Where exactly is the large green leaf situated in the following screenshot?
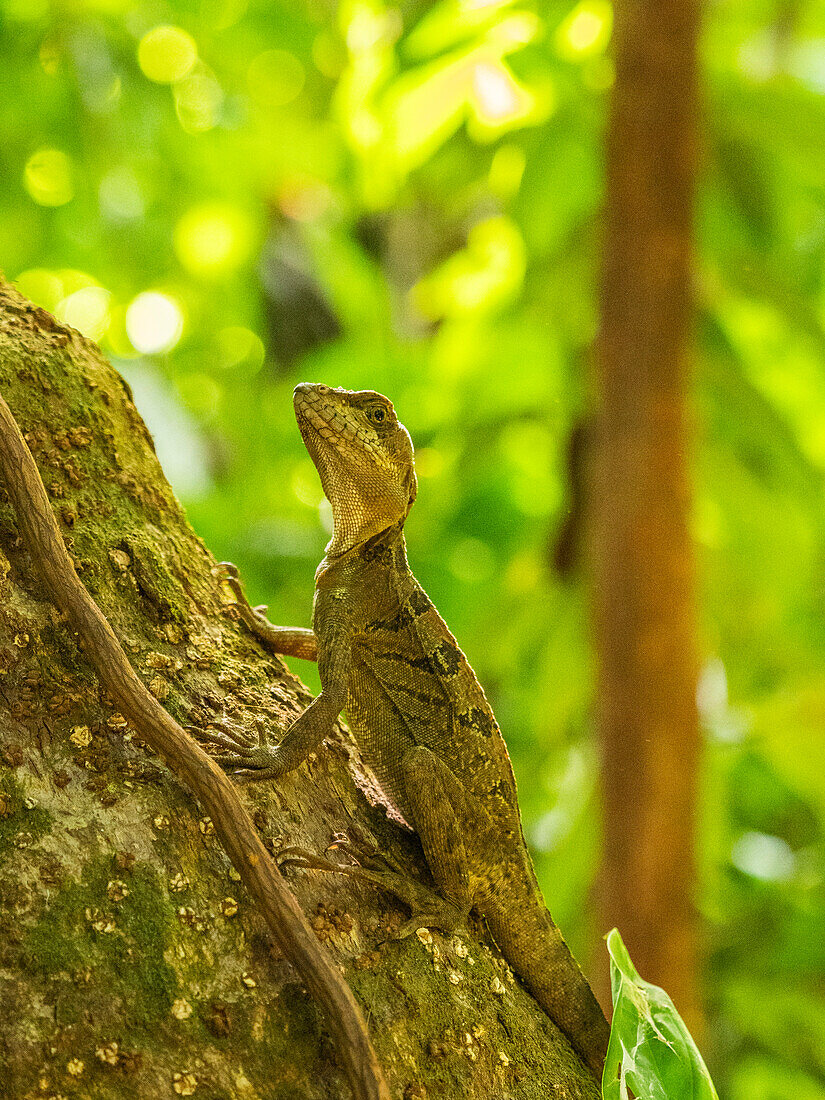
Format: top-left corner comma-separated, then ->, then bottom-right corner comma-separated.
603,930 -> 719,1100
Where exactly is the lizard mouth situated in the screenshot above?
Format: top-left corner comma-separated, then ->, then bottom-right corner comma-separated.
293,383 -> 362,455
292,384 -> 360,510
293,384 -> 329,458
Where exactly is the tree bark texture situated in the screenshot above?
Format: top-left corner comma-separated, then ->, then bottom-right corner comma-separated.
0,279 -> 599,1100
592,0 -> 701,1030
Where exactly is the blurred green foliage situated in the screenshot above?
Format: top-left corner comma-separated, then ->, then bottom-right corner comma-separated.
2,0 -> 825,1094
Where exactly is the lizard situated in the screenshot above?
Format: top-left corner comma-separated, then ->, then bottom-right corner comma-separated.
205,382 -> 610,1078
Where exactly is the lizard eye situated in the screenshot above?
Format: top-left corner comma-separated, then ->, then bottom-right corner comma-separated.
368,407 -> 386,424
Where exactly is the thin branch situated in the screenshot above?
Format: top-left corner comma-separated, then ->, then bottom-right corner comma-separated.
0,390 -> 390,1100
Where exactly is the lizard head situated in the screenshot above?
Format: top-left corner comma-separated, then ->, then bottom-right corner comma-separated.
293,383 -> 417,555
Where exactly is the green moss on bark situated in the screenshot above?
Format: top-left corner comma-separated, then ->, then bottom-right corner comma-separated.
0,774 -> 54,860
22,860 -> 178,1027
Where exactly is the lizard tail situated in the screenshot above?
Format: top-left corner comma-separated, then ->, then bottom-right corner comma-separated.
483,874 -> 610,1080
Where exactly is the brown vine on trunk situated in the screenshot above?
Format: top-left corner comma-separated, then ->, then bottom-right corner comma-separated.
0,278 -> 599,1099
591,0 -> 702,1032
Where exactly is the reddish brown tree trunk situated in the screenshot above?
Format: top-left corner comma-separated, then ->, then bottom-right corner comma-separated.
592,0 -> 701,1031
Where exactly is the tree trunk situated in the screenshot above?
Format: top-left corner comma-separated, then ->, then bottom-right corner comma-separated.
0,278 -> 598,1100
592,0 -> 701,1030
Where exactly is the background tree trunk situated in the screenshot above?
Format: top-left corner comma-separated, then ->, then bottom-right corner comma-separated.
0,279 -> 598,1100
592,0 -> 702,1031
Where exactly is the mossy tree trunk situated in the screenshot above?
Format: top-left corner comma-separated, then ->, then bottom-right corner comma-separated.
0,279 -> 598,1100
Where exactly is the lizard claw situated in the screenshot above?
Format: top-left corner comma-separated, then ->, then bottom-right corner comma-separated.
216,562 -> 270,630
185,717 -> 286,782
184,720 -> 256,751
232,766 -> 290,784
325,834 -> 405,875
217,743 -> 289,783
272,833 -> 468,934
392,904 -> 466,939
275,845 -> 349,873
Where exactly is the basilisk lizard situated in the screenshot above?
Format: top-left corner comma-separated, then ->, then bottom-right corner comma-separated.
207,383 -> 610,1077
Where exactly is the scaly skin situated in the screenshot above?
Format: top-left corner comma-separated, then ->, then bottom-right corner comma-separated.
213,383 -> 610,1078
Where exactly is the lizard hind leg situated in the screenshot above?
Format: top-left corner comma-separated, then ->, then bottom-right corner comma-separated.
400,748 -> 610,1078
277,842 -> 466,938
395,743 -> 477,932
275,745 -> 477,938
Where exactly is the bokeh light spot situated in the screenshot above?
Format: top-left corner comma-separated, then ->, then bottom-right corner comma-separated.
175,66 -> 223,133
138,25 -> 198,84
24,148 -> 74,207
39,40 -> 61,75
99,167 -> 144,221
489,144 -> 526,197
472,62 -> 521,122
126,292 -> 184,354
731,832 -> 796,882
247,49 -> 305,108
555,1 -> 612,58
58,269 -> 99,296
174,203 -> 254,276
14,269 -> 65,312
216,327 -> 265,374
413,216 -> 526,318
57,286 -> 111,341
467,56 -> 543,138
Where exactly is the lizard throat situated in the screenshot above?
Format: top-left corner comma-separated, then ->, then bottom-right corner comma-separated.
325,515 -> 407,563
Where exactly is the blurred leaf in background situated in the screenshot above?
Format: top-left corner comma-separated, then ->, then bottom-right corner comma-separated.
3,0 -> 825,1095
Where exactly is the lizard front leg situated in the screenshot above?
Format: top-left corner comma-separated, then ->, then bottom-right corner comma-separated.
211,623 -> 350,782
217,561 -> 318,661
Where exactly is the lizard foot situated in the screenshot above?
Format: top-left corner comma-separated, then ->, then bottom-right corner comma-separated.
324,832 -> 406,876
187,718 -> 256,751
278,833 -> 403,876
186,719 -> 289,783
215,561 -> 270,630
276,843 -> 468,937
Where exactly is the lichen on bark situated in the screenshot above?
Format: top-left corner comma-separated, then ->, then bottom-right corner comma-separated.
0,278 -> 598,1100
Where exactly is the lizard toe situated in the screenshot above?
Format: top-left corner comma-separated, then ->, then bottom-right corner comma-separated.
393,900 -> 468,939
200,732 -> 255,751
233,765 -> 290,783
276,846 -> 348,873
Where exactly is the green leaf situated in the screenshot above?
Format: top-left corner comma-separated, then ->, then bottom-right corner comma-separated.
603,929 -> 719,1100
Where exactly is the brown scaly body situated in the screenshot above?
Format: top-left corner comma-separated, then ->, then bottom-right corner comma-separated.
212,383 -> 610,1078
